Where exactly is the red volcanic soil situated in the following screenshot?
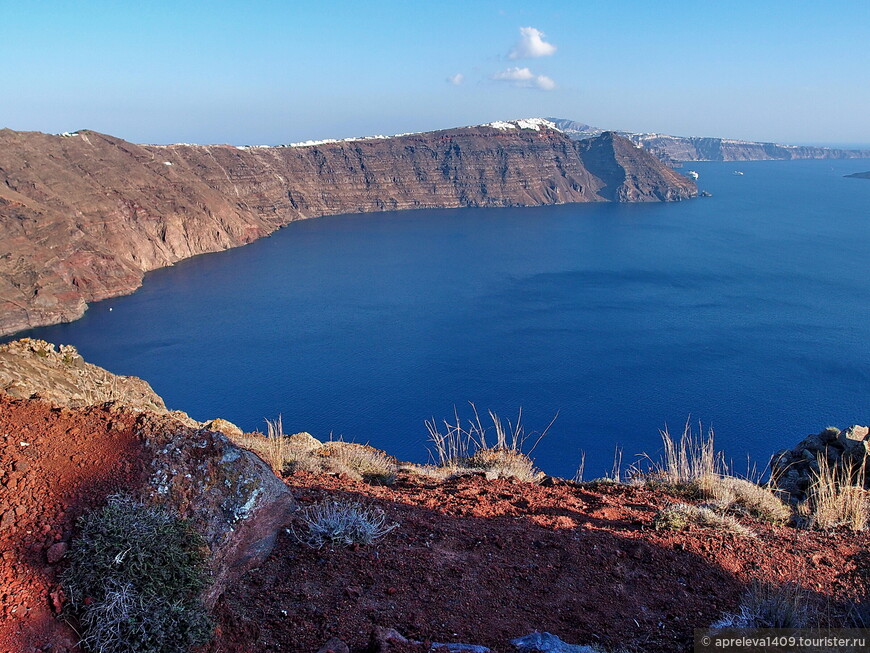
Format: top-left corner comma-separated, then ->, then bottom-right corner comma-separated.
1,393 -> 868,653
207,472 -> 869,653
0,395 -> 147,653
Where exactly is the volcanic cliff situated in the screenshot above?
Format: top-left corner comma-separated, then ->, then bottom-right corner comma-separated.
551,118 -> 870,162
0,120 -> 695,336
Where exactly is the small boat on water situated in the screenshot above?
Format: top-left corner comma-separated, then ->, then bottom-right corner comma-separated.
686,170 -> 699,180
733,170 -> 744,176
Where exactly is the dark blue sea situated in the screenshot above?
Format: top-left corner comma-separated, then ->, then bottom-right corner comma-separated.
13,159 -> 870,478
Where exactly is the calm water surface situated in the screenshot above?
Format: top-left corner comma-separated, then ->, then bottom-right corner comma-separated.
14,159 -> 870,477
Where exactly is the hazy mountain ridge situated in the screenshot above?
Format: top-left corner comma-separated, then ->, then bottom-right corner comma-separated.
549,118 -> 870,162
0,122 -> 695,336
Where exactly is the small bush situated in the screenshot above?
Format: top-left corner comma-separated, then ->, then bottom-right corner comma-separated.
294,497 -> 398,549
703,476 -> 792,525
315,441 -> 399,485
653,503 -> 755,538
465,447 -> 544,483
639,421 -> 791,524
809,455 -> 868,531
79,580 -> 212,653
61,495 -> 211,653
714,581 -> 811,629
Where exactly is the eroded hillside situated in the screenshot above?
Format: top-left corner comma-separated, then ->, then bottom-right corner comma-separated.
0,122 -> 696,336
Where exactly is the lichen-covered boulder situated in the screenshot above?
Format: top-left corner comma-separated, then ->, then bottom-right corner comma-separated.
135,413 -> 296,606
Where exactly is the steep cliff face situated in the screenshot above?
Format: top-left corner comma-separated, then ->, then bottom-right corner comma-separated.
550,118 -> 870,162
627,133 -> 870,162
0,122 -> 696,336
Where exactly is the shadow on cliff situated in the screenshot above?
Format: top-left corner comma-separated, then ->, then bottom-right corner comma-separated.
576,132 -> 627,202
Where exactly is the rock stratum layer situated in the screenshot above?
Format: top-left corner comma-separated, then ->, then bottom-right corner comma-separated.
0,123 -> 695,336
551,118 -> 870,162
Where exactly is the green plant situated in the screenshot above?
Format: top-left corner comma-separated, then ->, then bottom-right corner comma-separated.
61,495 -> 212,653
293,497 -> 398,549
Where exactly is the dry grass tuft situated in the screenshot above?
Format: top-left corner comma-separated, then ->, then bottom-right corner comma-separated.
714,581 -> 811,629
425,404 -> 551,483
702,476 -> 792,525
653,503 -> 755,538
808,455 -> 869,531
639,421 -> 791,525
639,421 -> 724,488
230,417 -> 291,474
313,441 -> 399,485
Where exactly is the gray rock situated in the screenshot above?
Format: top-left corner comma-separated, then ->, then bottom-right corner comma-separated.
512,632 -> 603,653
431,644 -> 491,653
316,637 -> 349,653
135,412 -> 296,608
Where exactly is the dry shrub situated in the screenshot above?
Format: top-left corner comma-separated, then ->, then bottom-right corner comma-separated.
314,441 -> 398,485
653,503 -> 755,538
425,405 -> 551,483
466,448 -> 544,483
809,455 -> 869,531
702,476 -> 792,525
714,581 -> 811,629
293,497 -> 398,549
639,421 -> 791,524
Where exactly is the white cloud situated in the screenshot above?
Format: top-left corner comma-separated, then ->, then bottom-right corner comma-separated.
534,74 -> 556,91
509,27 -> 556,59
493,66 -> 535,82
446,73 -> 464,86
492,66 -> 556,91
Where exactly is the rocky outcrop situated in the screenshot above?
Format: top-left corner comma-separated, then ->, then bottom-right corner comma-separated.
846,171 -> 870,179
550,117 -> 870,162
0,390 -> 295,648
135,412 -> 296,607
772,425 -> 870,501
0,122 -> 696,336
0,338 -> 166,412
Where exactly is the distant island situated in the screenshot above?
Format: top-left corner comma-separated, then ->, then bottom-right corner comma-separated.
550,117 -> 870,162
845,171 -> 870,179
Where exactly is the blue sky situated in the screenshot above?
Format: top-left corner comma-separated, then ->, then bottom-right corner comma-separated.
2,1 -> 868,145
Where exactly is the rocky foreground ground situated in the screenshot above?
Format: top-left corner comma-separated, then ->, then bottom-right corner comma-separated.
1,340 -> 868,653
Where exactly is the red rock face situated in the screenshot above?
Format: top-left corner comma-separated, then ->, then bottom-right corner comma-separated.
0,125 -> 696,336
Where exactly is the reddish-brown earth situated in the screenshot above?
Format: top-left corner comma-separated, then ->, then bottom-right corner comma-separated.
0,395 -> 147,652
2,391 -> 868,653
205,473 -> 869,653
